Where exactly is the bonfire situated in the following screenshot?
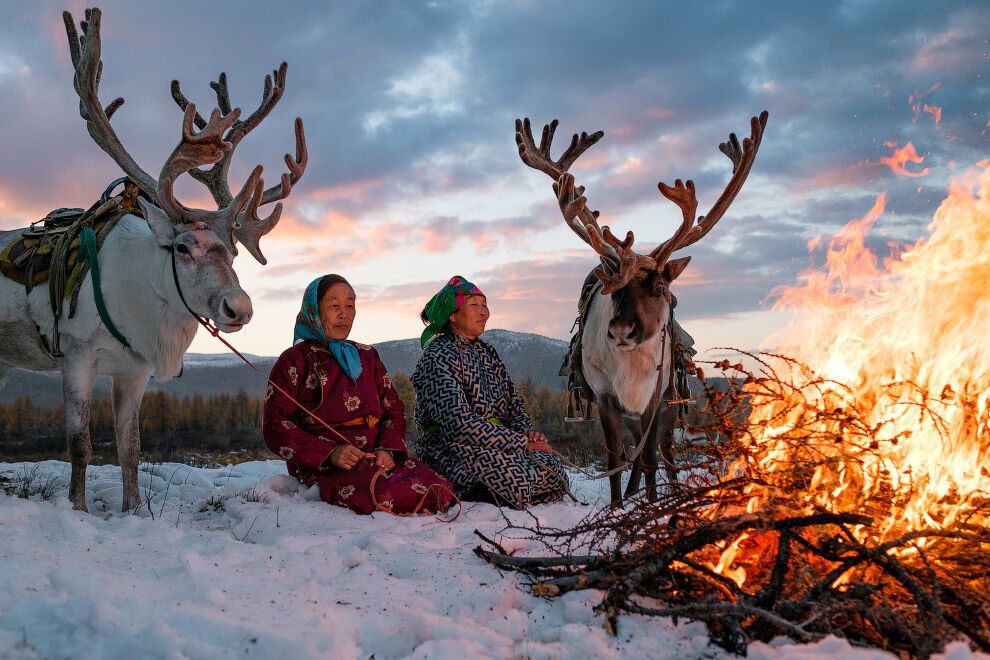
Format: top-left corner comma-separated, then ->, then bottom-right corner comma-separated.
477,163 -> 990,657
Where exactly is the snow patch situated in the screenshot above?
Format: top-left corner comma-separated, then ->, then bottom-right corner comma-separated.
0,460 -> 967,659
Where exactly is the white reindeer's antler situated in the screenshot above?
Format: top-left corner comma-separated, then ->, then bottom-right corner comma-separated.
64,8 -> 305,264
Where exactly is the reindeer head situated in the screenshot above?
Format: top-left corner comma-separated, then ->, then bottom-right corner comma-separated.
63,8 -> 307,329
142,204 -> 252,331
515,112 -> 767,351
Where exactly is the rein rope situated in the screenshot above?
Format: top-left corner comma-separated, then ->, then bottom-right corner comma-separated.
170,251 -> 460,520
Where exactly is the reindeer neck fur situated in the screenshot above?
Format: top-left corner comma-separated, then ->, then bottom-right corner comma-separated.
98,215 -> 199,378
581,293 -> 671,416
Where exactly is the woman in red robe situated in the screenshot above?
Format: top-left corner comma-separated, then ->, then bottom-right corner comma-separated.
263,274 -> 455,515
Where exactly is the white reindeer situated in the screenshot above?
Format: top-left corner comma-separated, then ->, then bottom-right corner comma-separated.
0,8 -> 307,512
515,112 -> 767,504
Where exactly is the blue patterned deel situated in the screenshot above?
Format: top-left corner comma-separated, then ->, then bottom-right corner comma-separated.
411,332 -> 568,508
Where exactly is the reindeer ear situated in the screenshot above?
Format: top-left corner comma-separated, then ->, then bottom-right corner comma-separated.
663,256 -> 691,282
139,198 -> 178,246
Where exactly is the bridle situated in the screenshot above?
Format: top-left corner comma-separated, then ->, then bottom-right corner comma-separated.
169,246 -> 211,331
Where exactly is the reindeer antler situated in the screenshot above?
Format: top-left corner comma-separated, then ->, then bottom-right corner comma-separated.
515,118 -> 641,290
155,104 -> 267,256
650,111 -> 768,266
171,64 -> 308,263
519,117 -> 691,293
64,8 -> 303,265
516,112 -> 768,293
63,9 -> 158,200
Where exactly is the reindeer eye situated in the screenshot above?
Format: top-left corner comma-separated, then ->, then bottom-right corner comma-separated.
655,282 -> 666,296
175,244 -> 190,255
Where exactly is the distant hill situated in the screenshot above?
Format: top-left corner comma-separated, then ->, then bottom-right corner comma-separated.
0,329 -> 569,407
375,329 -> 567,390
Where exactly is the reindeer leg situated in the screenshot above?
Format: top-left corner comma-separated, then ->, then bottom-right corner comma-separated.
656,403 -> 679,495
598,397 -> 625,506
622,416 -> 644,499
112,371 -> 150,512
62,362 -> 97,512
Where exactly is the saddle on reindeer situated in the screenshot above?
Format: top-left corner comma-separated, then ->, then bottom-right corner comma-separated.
0,177 -> 147,356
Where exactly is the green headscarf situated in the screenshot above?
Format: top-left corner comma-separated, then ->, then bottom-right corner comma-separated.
420,275 -> 485,348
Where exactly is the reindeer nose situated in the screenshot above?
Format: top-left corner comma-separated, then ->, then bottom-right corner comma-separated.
608,321 -> 638,345
219,291 -> 253,325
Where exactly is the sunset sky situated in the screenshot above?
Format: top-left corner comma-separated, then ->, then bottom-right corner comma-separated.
1,1 -> 987,358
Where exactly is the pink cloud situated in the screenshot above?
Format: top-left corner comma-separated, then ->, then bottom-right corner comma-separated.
302,177 -> 389,206
644,106 -> 675,120
793,160 -> 877,192
912,28 -> 978,71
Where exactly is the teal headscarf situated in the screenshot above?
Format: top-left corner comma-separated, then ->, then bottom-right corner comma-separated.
420,275 -> 485,348
293,276 -> 363,380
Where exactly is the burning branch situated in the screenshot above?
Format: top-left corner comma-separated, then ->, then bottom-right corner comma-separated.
476,352 -> 990,657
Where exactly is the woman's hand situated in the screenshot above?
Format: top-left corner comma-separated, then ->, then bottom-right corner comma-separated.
526,431 -> 553,453
374,450 -> 395,472
329,444 -> 366,470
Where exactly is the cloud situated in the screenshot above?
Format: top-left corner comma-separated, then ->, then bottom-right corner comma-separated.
2,0 -> 987,356
363,50 -> 469,134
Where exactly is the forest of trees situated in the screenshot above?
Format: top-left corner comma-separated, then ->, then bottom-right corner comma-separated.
0,374 -> 604,466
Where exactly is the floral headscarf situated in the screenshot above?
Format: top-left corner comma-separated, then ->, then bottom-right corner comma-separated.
293,276 -> 362,380
420,275 -> 485,348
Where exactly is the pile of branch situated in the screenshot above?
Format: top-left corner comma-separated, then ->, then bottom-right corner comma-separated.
475,353 -> 990,657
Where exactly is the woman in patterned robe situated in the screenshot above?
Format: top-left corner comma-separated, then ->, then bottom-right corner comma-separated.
411,276 -> 569,509
263,274 -> 455,515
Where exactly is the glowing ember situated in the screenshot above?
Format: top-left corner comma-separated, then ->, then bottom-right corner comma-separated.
879,142 -> 930,177
910,83 -> 943,126
735,163 -> 990,546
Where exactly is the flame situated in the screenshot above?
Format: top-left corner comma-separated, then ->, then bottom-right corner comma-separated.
707,162 -> 990,588
713,533 -> 749,586
880,142 -> 930,177
740,163 -> 990,545
910,84 -> 942,126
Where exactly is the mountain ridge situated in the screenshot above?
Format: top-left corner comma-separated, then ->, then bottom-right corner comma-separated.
0,328 -> 570,407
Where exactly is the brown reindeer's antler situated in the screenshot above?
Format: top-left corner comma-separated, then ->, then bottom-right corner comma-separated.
516,112 -> 768,293
552,172 -> 658,293
64,8 -> 304,264
515,118 -> 640,292
649,111 -> 768,266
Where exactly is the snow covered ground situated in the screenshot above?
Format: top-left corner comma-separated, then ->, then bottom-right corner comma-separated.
0,460 -> 981,660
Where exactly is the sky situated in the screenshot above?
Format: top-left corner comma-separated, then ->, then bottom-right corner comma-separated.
1,1 -> 988,358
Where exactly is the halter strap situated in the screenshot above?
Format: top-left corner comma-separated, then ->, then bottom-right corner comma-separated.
80,225 -> 129,347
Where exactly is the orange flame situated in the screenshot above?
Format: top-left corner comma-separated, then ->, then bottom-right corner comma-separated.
708,163 -> 990,587
748,162 -> 990,541
880,142 -> 930,177
910,83 -> 942,126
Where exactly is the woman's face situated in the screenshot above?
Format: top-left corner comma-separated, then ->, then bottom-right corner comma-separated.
448,295 -> 489,340
318,283 -> 356,340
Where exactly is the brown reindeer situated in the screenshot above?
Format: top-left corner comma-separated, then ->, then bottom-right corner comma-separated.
515,111 -> 767,504
0,8 -> 306,512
